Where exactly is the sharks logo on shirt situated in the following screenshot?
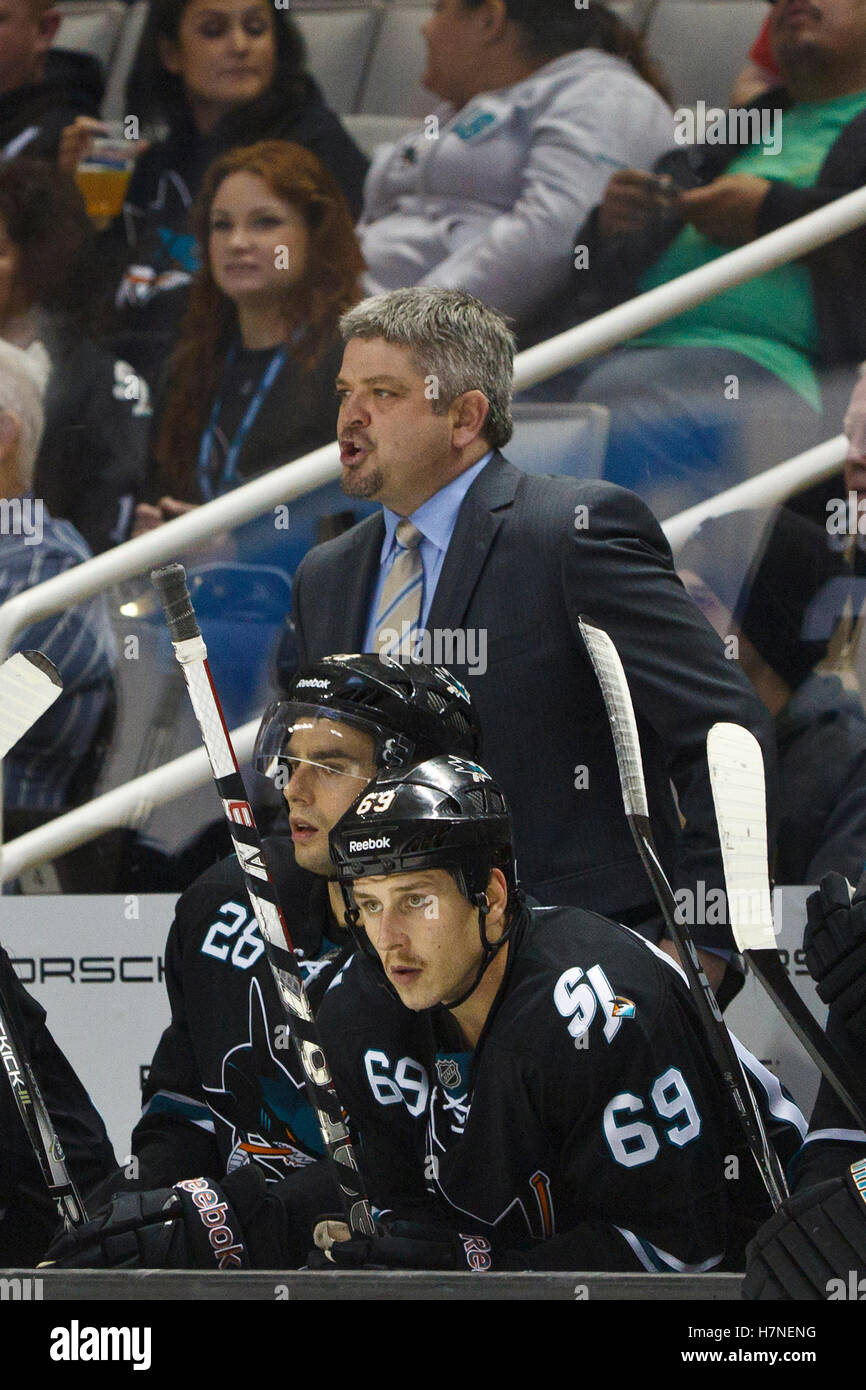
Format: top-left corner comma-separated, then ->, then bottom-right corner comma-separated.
204,977 -> 324,1179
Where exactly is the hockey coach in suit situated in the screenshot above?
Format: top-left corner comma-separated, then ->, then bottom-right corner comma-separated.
288,286 -> 777,992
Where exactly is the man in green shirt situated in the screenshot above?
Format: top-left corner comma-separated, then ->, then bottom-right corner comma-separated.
532,0 -> 866,516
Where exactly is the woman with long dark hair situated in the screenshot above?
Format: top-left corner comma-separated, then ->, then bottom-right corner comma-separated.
133,138 -> 363,533
62,0 -> 367,383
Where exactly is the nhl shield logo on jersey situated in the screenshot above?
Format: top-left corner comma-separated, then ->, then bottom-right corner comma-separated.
436,1056 -> 463,1090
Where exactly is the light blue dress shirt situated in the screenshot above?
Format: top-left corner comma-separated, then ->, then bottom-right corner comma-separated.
363,451 -> 494,651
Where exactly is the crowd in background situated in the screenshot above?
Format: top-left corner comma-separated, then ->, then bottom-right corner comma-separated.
2,0 -> 866,883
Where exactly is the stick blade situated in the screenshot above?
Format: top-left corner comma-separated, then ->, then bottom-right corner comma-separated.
578,617 -> 649,818
707,722 -> 776,952
0,651 -> 63,758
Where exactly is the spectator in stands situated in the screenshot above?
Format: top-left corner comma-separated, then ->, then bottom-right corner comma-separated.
358,0 -> 674,332
0,339 -> 116,828
0,0 -> 102,160
132,140 -> 363,537
0,158 -> 150,553
60,0 -> 368,387
530,0 -> 866,514
677,506 -> 866,887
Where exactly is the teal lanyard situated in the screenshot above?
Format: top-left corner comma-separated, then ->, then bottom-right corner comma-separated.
198,342 -> 288,501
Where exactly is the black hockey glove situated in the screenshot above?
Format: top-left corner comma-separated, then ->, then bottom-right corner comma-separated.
742,1156 -> 866,1300
43,1166 -> 281,1270
308,1215 -> 496,1271
804,871 -> 866,1040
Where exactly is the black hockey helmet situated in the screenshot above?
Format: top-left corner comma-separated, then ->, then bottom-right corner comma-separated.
330,755 -> 520,1005
253,655 -> 480,786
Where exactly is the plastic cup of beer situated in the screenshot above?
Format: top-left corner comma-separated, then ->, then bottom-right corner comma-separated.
75,122 -> 143,223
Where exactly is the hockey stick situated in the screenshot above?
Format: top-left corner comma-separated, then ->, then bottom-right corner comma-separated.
0,649 -> 63,757
578,617 -> 788,1209
708,722 -> 866,1134
152,563 -> 375,1236
0,650 -> 87,1229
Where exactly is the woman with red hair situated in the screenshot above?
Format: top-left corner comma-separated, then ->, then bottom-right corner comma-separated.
134,139 -> 364,533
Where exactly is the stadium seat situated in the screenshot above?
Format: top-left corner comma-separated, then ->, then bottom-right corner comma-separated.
611,1 -> 640,25
507,402 -> 610,480
294,3 -> 384,117
54,1 -> 127,70
642,0 -> 768,109
358,3 -> 432,117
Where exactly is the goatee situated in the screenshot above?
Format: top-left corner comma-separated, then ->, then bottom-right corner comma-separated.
342,466 -> 384,500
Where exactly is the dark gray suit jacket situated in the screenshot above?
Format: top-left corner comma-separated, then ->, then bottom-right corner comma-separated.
291,453 -> 778,951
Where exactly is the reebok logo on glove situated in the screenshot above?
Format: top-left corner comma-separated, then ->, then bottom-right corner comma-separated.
174,1177 -> 246,1270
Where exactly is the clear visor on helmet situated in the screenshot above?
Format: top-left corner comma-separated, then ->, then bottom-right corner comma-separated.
254,700 -> 390,788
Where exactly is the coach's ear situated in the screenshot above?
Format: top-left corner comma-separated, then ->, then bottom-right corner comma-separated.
449,390 -> 490,451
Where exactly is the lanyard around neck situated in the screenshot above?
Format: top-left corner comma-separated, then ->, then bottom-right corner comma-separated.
197,341 -> 288,501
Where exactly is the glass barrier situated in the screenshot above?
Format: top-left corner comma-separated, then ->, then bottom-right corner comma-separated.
3,370 -> 863,898
673,394 -> 866,892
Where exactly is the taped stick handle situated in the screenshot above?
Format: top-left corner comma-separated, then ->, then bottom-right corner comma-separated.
152,564 -> 201,643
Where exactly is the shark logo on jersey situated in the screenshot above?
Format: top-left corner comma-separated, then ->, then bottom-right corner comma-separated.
613,996 -> 636,1018
204,977 -> 324,1178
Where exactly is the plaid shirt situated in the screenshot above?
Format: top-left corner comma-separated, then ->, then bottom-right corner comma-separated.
1,509 -> 116,811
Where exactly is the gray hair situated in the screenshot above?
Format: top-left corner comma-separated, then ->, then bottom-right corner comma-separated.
0,339 -> 49,491
339,288 -> 515,449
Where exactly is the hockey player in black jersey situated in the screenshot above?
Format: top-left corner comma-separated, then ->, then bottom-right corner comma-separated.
0,945 -> 116,1265
307,755 -> 806,1273
44,657 -> 480,1269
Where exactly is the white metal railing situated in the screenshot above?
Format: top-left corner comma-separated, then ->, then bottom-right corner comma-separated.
3,183 -> 865,878
1,721 -> 261,883
514,184 -> 866,390
664,434 -> 848,550
0,441 -> 342,659
1,437 -> 849,884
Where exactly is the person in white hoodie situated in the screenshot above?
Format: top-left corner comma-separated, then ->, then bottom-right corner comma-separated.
359,0 -> 674,329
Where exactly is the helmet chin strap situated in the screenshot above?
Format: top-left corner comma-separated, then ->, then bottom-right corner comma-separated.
441,893 -> 508,1010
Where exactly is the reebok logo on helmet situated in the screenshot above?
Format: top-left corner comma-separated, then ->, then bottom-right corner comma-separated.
349,836 -> 392,852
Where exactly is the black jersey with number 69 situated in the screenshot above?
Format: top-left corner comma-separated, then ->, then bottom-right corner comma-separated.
317,903 -> 806,1271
